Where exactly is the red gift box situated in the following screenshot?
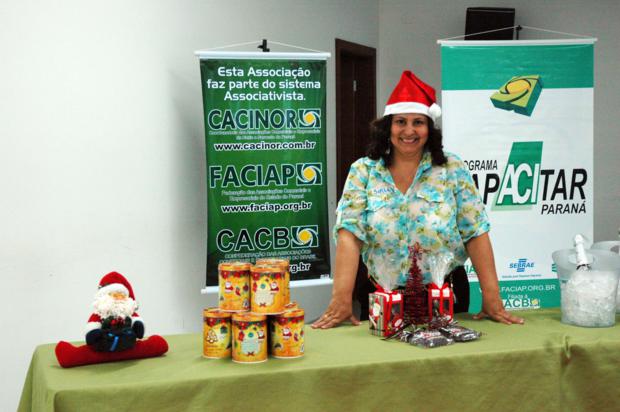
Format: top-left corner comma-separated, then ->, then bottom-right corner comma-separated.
369,288 -> 404,337
428,282 -> 454,321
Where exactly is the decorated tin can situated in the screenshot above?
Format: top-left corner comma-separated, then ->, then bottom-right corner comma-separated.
218,261 -> 251,312
232,312 -> 268,363
203,308 -> 232,359
256,258 -> 290,305
270,309 -> 305,358
251,264 -> 286,314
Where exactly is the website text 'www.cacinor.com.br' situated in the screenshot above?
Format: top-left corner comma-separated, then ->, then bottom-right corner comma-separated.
213,140 -> 316,151
221,201 -> 312,214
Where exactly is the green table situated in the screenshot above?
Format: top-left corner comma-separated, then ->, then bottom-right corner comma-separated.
19,309 -> 620,411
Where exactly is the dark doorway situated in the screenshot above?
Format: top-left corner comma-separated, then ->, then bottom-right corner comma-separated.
335,39 -> 376,320
335,39 -> 377,200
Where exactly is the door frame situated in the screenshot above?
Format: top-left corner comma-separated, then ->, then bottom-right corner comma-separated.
335,39 -> 377,199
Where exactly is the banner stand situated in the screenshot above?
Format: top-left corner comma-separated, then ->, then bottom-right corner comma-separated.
196,47 -> 332,292
438,34 -> 596,312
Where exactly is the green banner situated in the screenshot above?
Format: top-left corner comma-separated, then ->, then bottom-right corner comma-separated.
199,56 -> 330,285
442,44 -> 594,90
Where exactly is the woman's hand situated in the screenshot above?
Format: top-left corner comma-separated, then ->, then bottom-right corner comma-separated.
465,232 -> 524,325
473,293 -> 524,324
311,296 -> 360,329
312,229 -> 363,329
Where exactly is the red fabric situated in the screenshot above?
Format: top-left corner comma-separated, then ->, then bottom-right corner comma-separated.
55,335 -> 168,368
87,313 -> 101,323
386,70 -> 437,107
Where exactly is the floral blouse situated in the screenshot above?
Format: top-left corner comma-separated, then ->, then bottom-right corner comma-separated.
334,150 -> 490,288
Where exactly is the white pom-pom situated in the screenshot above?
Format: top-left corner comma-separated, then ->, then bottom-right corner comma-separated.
428,103 -> 442,121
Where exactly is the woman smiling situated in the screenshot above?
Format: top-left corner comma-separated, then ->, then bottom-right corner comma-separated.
312,71 -> 523,329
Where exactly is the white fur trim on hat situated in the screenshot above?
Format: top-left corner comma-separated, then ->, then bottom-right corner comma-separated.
383,101 -> 441,122
97,283 -> 130,297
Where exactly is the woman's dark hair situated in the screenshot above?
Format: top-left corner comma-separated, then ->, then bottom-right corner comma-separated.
366,114 -> 447,167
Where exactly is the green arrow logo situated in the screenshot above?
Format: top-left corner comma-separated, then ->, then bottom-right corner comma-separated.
495,141 -> 543,209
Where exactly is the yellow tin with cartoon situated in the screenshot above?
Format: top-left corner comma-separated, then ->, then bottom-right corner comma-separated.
270,309 -> 305,358
256,258 -> 290,305
203,308 -> 232,359
250,265 -> 286,314
232,312 -> 267,363
218,261 -> 251,312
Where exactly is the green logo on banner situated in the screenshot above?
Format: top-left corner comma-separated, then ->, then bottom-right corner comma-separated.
490,75 -> 543,116
495,141 -> 543,208
296,163 -> 322,185
207,108 -> 322,130
299,109 -> 321,128
291,225 -> 319,248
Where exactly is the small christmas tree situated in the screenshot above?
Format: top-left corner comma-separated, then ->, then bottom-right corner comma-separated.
404,244 -> 428,326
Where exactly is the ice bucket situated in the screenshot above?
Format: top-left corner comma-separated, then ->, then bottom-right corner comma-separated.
592,241 -> 620,312
552,248 -> 620,327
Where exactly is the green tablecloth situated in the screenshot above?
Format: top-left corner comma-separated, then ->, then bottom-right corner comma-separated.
18,309 -> 620,411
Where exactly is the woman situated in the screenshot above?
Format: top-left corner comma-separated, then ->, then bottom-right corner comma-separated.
312,70 -> 523,329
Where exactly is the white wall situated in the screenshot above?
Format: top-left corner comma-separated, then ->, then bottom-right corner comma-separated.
0,1 -> 378,410
379,0 -> 620,241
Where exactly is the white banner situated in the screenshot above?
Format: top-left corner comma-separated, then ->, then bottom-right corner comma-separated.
439,39 -> 595,311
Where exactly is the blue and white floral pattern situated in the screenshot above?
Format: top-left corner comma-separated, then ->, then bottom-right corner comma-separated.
334,151 -> 490,288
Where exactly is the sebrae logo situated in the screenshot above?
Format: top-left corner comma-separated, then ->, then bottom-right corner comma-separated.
509,258 -> 535,273
490,75 -> 543,116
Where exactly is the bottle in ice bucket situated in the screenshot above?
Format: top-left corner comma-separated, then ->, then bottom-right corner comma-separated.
555,234 -> 620,327
574,234 -> 591,271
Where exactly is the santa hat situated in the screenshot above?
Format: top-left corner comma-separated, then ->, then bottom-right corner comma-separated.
98,272 -> 135,300
383,70 -> 442,122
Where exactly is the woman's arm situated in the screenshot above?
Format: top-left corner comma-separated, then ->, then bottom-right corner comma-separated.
466,232 -> 524,324
311,229 -> 362,329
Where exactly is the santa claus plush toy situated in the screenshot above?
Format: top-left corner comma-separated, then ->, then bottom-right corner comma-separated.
54,272 -> 168,368
85,272 -> 145,352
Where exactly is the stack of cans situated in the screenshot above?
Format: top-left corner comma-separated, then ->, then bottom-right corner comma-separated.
202,258 -> 305,363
